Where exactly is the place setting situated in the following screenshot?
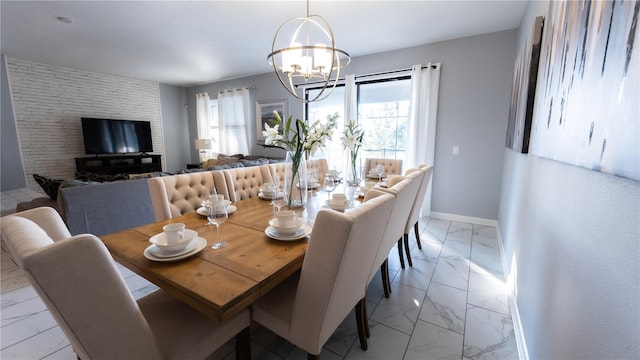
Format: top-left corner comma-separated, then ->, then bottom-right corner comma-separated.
296,169 -> 321,190
366,164 -> 387,181
197,194 -> 237,215
265,209 -> 311,241
258,181 -> 284,200
144,223 -> 207,262
324,192 -> 351,212
355,181 -> 376,198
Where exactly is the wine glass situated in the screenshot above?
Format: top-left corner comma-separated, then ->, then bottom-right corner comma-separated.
308,169 -> 318,190
208,197 -> 229,249
270,175 -> 284,216
323,175 -> 336,200
375,164 -> 385,183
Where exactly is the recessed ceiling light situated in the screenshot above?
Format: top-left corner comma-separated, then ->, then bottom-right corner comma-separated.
56,16 -> 73,24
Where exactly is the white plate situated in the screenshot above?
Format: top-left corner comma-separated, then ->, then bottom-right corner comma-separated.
265,224 -> 312,241
258,192 -> 284,200
144,237 -> 207,262
296,183 -> 320,190
196,205 -> 237,216
376,181 -> 389,188
200,199 -> 231,207
325,199 -> 351,211
149,229 -> 198,248
268,218 -> 304,235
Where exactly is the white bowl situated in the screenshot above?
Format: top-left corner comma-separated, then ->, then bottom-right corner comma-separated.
269,218 -> 304,236
149,229 -> 197,255
326,199 -> 350,211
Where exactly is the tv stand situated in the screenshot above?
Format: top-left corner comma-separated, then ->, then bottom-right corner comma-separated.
75,154 -> 162,175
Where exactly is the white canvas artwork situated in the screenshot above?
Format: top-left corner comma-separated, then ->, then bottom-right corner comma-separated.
530,0 -> 639,181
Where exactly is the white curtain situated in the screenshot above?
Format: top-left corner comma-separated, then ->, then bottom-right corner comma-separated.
344,74 -> 357,122
218,88 -> 250,155
407,63 -> 441,215
196,92 -> 211,161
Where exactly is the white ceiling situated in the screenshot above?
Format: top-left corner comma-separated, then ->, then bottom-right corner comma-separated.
1,1 -> 528,87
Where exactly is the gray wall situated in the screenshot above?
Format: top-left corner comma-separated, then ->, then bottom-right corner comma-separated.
1,55 -> 26,191
499,1 -> 640,358
159,84 -> 190,172
186,30 -> 517,220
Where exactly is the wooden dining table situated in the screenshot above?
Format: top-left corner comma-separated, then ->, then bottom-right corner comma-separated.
100,184 -> 360,322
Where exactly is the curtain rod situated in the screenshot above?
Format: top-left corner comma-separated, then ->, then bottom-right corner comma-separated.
218,85 -> 255,93
295,63 -> 441,88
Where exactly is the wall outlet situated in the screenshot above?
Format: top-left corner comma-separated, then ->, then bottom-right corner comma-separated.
453,146 -> 460,155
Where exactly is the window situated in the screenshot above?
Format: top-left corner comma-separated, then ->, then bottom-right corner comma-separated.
306,77 -> 412,174
358,79 -> 411,162
306,86 -> 345,171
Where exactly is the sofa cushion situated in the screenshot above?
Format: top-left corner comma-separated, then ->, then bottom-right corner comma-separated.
33,174 -> 63,200
75,172 -> 129,182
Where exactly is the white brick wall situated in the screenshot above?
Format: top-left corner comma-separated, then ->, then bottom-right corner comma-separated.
5,57 -> 165,192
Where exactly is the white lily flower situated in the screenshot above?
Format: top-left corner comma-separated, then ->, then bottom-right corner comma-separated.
263,123 -> 283,145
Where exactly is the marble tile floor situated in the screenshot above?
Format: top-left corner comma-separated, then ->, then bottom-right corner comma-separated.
0,217 -> 519,360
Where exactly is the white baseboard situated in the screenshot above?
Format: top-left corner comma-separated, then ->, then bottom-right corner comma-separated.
428,211 -> 498,227
496,225 -> 529,360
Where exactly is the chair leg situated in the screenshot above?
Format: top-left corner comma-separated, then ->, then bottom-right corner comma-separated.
414,222 -> 422,249
404,234 -> 413,267
363,299 -> 370,338
397,238 -> 405,269
381,260 -> 392,298
235,327 -> 251,360
355,299 -> 368,350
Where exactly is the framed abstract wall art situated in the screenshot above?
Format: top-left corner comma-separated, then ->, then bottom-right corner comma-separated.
256,99 -> 287,140
506,16 -> 544,153
529,0 -> 639,180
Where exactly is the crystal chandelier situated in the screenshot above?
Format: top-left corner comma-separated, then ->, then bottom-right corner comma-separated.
267,0 -> 350,103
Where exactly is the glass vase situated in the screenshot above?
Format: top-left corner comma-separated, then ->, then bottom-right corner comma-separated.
283,150 -> 308,208
346,151 -> 361,186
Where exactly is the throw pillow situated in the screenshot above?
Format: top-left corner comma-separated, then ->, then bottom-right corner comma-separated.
217,153 -> 244,164
33,174 -> 63,200
204,159 -> 220,168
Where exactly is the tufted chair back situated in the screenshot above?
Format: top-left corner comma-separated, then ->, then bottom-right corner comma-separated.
306,158 -> 329,183
269,162 -> 287,185
224,165 -> 273,202
148,171 -> 217,221
364,158 -> 403,176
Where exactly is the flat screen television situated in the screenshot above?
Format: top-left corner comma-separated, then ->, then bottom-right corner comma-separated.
81,118 -> 153,155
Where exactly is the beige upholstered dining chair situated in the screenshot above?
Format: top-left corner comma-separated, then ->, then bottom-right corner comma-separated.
1,207 -> 251,360
148,171 -> 228,221
251,192 -> 395,357
224,165 -> 273,202
404,165 -> 434,251
364,158 -> 403,176
365,174 -> 421,297
397,168 -> 427,267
